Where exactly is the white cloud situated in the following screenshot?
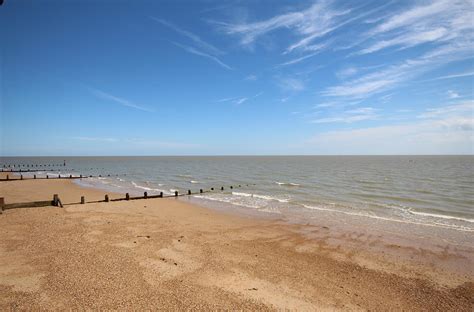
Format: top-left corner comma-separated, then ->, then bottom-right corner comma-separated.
306,101 -> 474,154
73,137 -> 119,142
278,77 -> 305,91
357,0 -> 473,55
172,42 -> 233,70
244,74 -> 258,81
430,70 -> 474,80
277,51 -> 321,66
151,17 -> 223,55
312,107 -> 378,123
323,38 -> 473,99
217,0 -> 351,53
89,88 -> 153,112
447,90 -> 460,99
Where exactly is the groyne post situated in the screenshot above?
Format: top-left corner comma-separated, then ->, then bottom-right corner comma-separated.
126,193 -> 130,200
53,194 -> 59,206
105,195 -> 109,202
80,196 -> 85,204
200,189 -> 203,193
175,191 -> 178,197
0,197 -> 4,214
188,190 -> 191,195
144,192 -> 148,199
159,192 -> 163,198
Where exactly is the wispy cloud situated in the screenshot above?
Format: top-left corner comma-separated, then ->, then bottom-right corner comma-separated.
172,42 -> 233,70
277,51 -> 321,67
244,74 -> 258,81
89,88 -> 153,112
73,136 -> 119,142
306,101 -> 474,154
217,92 -> 262,105
323,38 -> 473,99
430,70 -> 474,80
447,90 -> 460,99
150,17 -> 224,55
357,0 -> 473,55
216,0 -> 351,53
277,77 -> 305,91
311,107 -> 378,124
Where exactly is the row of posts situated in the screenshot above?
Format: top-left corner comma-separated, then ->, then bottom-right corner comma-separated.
79,184 -> 244,204
3,174 -> 117,180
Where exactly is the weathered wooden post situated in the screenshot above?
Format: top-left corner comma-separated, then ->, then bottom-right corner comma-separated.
34,174 -> 36,179
80,174 -> 82,178
6,175 -> 9,180
69,174 -> 72,178
99,175 -> 102,177
187,190 -> 191,195
175,191 -> 178,197
53,194 -> 59,206
0,197 -> 4,214
46,175 -> 49,179
230,186 -> 233,189
211,187 -> 214,191
221,186 -> 224,191
126,193 -> 130,200
81,196 -> 85,204
20,175 -> 23,180
58,174 -> 61,179
105,194 -> 109,202
200,189 -> 203,193
144,192 -> 148,199
159,192 -> 163,198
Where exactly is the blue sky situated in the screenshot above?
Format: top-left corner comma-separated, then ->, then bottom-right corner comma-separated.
1,0 -> 473,156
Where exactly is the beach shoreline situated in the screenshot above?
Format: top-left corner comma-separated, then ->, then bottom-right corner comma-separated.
0,173 -> 473,310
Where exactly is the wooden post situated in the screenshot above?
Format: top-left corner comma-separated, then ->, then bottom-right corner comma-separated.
69,174 -> 72,178
175,191 -> 178,197
144,192 -> 148,199
20,175 -> 23,180
221,186 -> 224,191
80,174 -> 82,178
6,175 -> 9,180
53,194 -> 59,206
211,187 -> 214,191
188,190 -> 191,195
46,175 -> 49,179
58,174 -> 61,179
105,194 -> 109,202
200,189 -> 203,193
230,186 -> 233,189
0,197 -> 4,214
159,192 -> 163,198
34,174 -> 36,179
126,193 -> 130,200
81,196 -> 85,204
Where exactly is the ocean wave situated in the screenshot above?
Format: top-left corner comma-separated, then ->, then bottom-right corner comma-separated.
232,192 -> 289,203
275,181 -> 300,187
189,180 -> 200,184
301,204 -> 474,232
131,181 -> 169,194
408,210 -> 474,223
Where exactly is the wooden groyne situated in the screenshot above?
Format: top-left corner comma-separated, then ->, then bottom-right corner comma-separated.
0,173 -> 126,182
0,183 -> 254,212
0,194 -> 63,214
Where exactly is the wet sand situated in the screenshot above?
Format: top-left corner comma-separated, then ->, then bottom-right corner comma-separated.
0,174 -> 473,310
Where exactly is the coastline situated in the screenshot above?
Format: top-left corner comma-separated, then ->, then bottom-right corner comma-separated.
1,173 -> 473,310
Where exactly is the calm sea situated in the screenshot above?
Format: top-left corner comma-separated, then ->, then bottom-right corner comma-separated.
2,156 -> 473,233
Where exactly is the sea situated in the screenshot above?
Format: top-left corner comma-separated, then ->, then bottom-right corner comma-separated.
2,156 -> 473,237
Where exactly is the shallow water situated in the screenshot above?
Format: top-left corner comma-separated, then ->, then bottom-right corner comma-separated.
2,156 -> 473,233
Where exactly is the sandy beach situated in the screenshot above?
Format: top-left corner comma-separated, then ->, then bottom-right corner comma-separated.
0,173 -> 473,310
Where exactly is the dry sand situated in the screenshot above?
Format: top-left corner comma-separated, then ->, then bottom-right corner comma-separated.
0,174 -> 473,310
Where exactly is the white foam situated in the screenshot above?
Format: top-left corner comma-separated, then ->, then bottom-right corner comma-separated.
231,192 -> 289,203
302,205 -> 474,232
275,181 -> 300,186
189,180 -> 200,184
409,210 -> 474,223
